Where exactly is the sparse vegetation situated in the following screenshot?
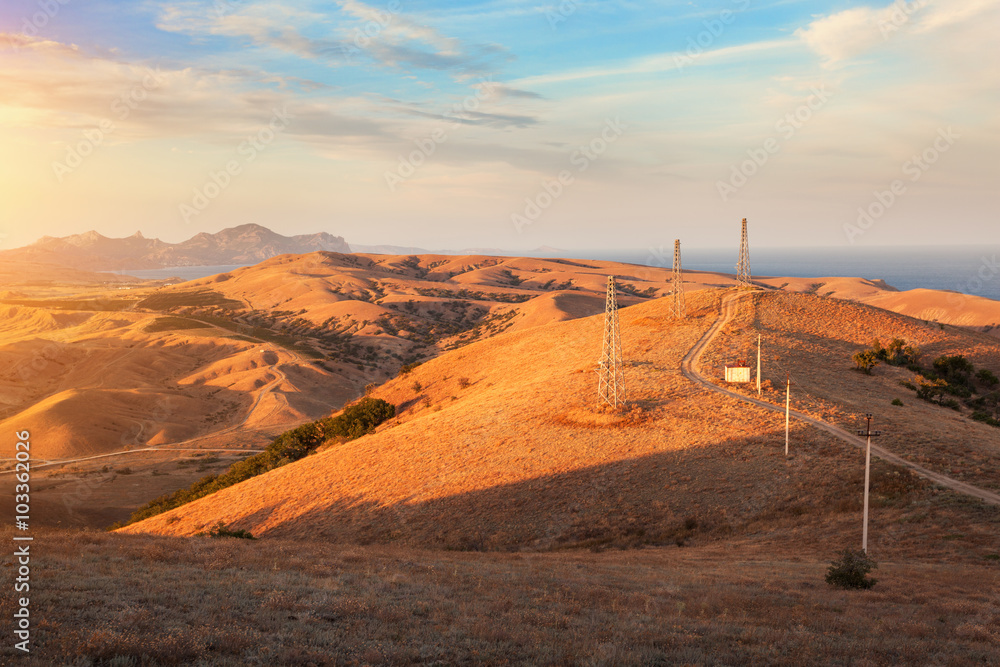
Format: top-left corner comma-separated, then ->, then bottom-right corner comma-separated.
137,289 -> 244,311
201,522 -> 256,540
852,349 -> 881,374
825,548 -> 878,590
616,282 -> 658,298
853,337 -> 921,374
142,316 -> 213,333
399,362 -> 423,375
854,341 -> 1000,424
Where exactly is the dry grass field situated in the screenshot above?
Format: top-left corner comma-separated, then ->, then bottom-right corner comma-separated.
1,258 -> 993,475
5,261 -> 1000,664
2,522 -> 998,665
0,255 -> 742,528
120,290 -> 1000,564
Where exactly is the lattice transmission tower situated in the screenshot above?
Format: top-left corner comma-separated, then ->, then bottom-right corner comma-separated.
597,275 -> 626,408
736,217 -> 752,288
672,239 -> 685,318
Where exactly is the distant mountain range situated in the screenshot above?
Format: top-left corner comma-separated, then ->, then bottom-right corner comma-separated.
351,243 -> 568,257
0,224 -> 351,271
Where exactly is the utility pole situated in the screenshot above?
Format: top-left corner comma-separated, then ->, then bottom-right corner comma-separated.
857,414 -> 883,553
672,239 -> 685,319
736,217 -> 752,288
756,333 -> 762,396
785,373 -> 791,457
597,275 -> 626,408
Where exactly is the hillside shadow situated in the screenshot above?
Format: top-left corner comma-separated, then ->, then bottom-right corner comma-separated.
238,426 -> 908,552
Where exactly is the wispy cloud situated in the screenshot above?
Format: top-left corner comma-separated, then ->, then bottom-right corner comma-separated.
0,34 -> 389,144
514,39 -> 799,87
154,0 -> 511,79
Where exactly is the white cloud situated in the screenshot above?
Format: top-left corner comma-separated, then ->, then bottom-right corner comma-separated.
796,0 -> 1000,65
794,6 -> 893,64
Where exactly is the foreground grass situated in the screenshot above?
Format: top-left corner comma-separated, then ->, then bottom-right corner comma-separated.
2,528 -> 997,665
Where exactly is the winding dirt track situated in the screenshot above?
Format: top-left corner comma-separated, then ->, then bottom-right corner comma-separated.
681,290 -> 1000,506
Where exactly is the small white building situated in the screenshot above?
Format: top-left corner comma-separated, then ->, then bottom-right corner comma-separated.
725,366 -> 751,383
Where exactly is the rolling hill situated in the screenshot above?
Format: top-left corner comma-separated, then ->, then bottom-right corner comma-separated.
7,279 -> 1000,665
120,287 -> 1000,561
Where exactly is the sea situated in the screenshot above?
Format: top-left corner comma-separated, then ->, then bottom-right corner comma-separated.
122,246 -> 1000,302
124,265 -> 248,281
584,245 -> 1000,303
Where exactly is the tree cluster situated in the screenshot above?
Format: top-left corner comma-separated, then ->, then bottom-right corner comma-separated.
117,398 -> 396,528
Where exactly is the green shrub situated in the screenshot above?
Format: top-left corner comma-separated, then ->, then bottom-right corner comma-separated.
825,548 -> 878,589
852,350 -> 881,374
976,369 -> 999,388
932,355 -> 975,389
972,411 -> 1000,427
884,338 -> 920,366
399,362 -> 422,375
891,398 -> 903,406
202,522 -> 256,540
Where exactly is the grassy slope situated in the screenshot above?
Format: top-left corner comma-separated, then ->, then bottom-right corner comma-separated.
6,288 -> 1000,664
121,289 -> 1000,560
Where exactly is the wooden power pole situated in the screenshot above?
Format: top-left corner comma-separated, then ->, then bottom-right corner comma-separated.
857,414 -> 884,553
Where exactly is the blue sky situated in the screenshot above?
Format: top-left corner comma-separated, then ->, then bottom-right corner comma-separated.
0,0 -> 996,251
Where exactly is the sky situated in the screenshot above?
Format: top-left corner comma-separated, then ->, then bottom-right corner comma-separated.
0,0 -> 996,252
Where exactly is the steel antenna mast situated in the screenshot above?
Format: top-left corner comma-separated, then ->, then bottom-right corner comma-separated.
736,217 -> 752,288
597,275 -> 626,408
672,239 -> 685,319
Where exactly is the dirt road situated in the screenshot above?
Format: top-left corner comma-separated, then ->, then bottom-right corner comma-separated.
681,289 -> 1000,506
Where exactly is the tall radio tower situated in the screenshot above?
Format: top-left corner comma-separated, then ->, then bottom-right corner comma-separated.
736,217 -> 752,288
672,239 -> 685,318
598,275 -> 626,408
